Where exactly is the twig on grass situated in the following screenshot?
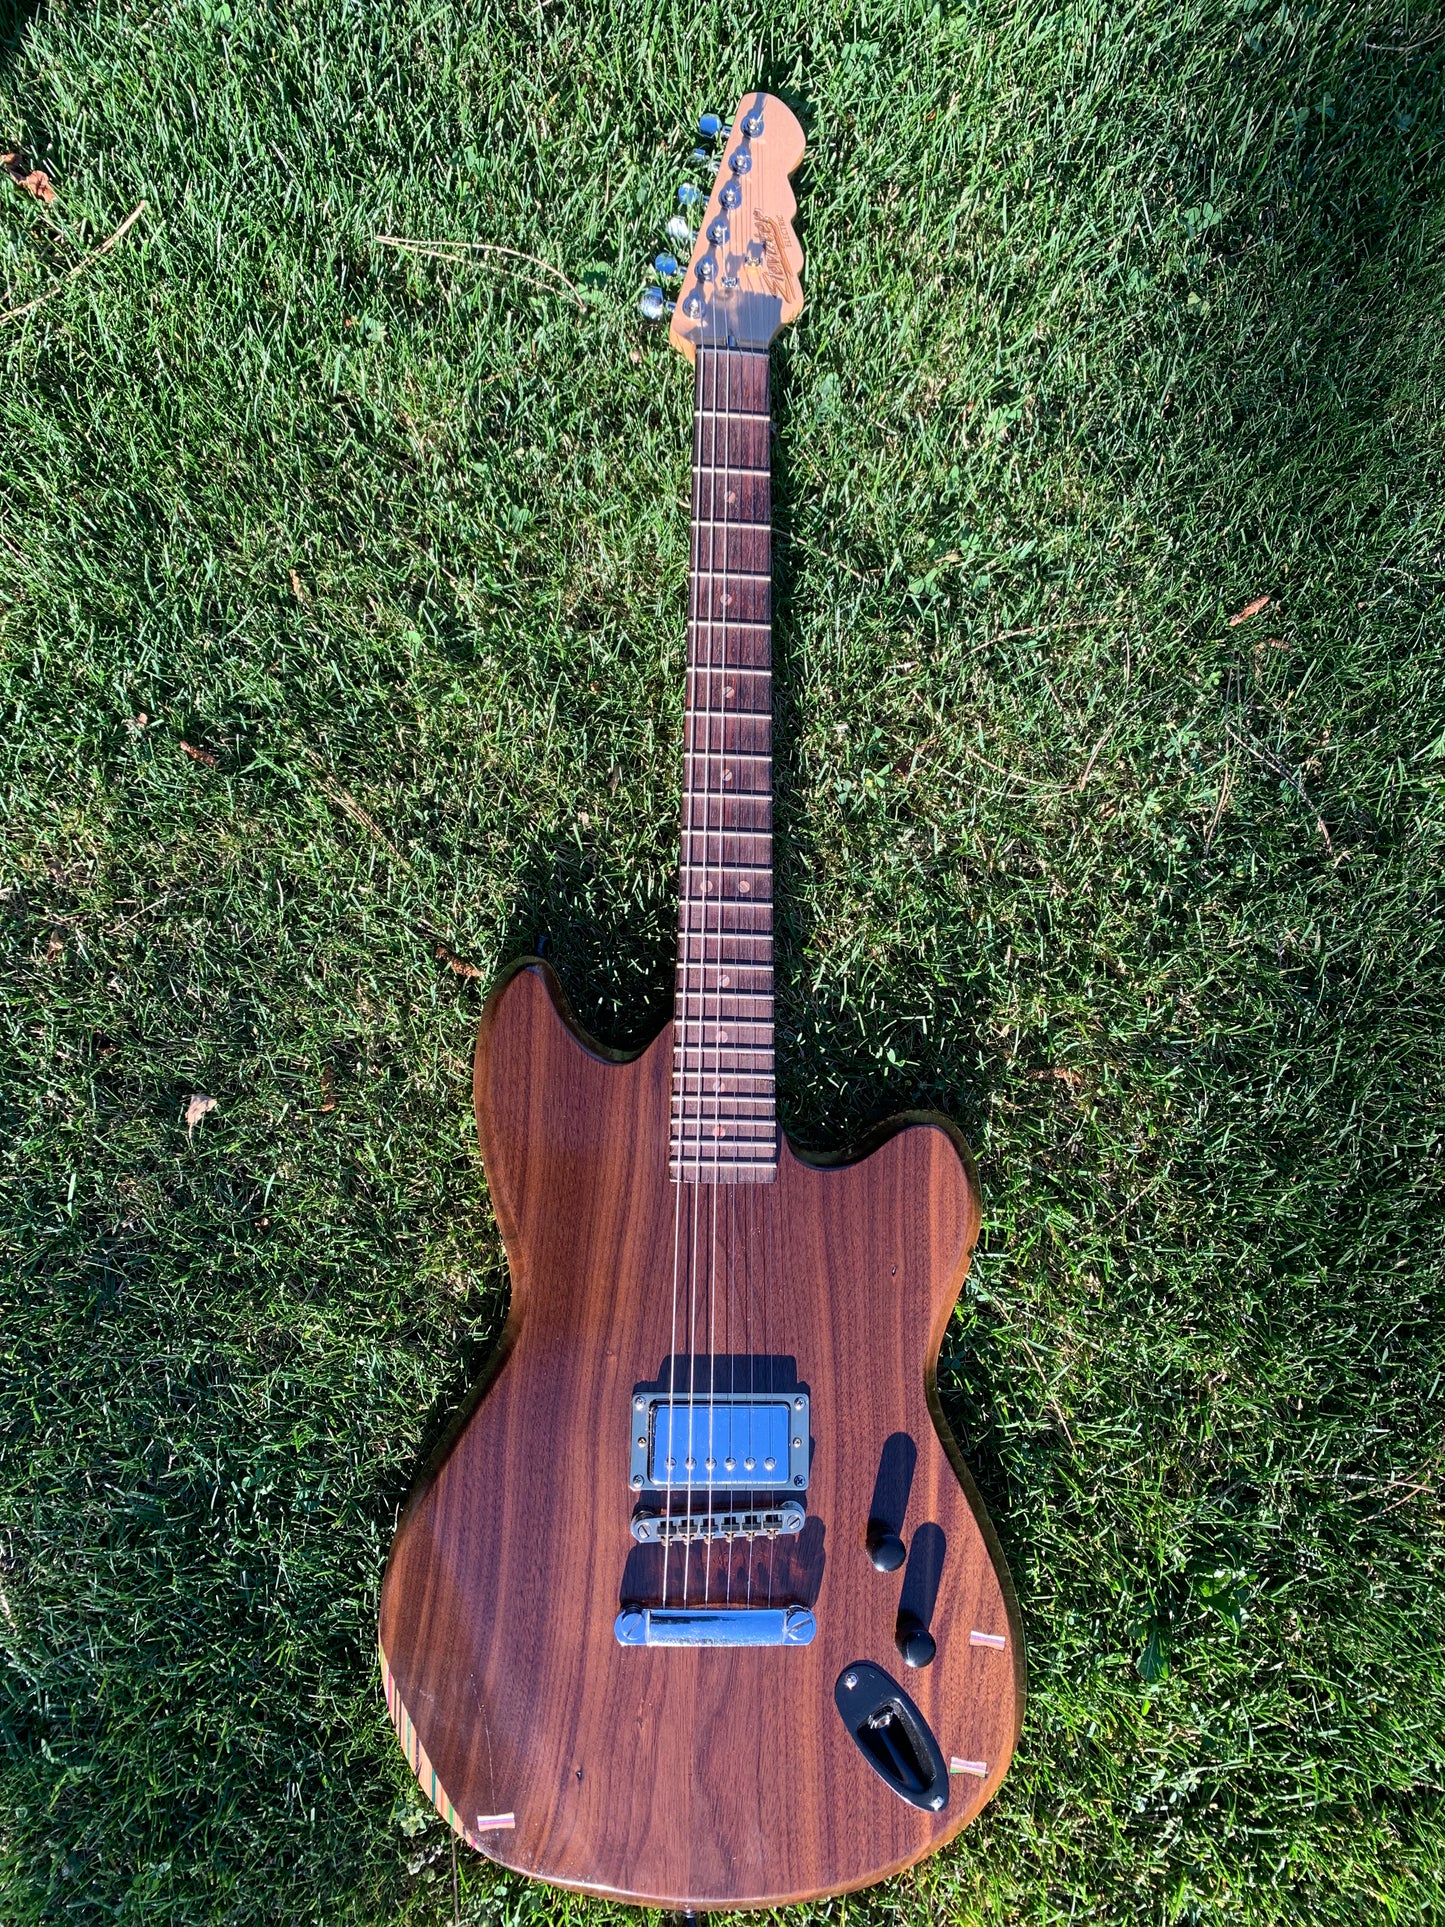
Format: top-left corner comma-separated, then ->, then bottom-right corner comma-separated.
375,233 -> 584,309
1226,726 -> 1335,857
0,199 -> 147,328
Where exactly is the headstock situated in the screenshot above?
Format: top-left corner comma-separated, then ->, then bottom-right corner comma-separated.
662,92 -> 805,362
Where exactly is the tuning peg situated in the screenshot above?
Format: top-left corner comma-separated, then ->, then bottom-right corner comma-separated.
666,214 -> 693,245
677,182 -> 704,207
638,287 -> 673,321
698,112 -> 732,140
653,253 -> 680,278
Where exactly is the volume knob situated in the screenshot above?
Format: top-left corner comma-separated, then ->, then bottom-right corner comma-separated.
866,1524 -> 905,1573
896,1613 -> 936,1669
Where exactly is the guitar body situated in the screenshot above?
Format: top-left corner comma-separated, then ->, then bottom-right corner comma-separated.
378,961 -> 1023,1909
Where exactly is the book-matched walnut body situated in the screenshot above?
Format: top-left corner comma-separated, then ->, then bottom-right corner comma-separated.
378,964 -> 1025,1909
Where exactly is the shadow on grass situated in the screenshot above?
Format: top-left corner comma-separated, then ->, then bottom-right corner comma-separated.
0,0 -> 43,78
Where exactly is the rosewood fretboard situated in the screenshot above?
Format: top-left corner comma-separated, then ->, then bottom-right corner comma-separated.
670,345 -> 777,1184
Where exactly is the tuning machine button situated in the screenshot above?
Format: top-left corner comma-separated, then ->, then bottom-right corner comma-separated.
698,112 -> 732,139
638,288 -> 674,321
677,182 -> 704,207
666,214 -> 693,244
653,253 -> 679,277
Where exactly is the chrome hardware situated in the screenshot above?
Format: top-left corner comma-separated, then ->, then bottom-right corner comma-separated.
708,217 -> 729,244
615,1605 -> 816,1648
677,182 -> 704,206
698,112 -> 731,139
696,258 -> 716,282
631,1499 -> 805,1544
729,149 -> 752,174
719,181 -> 741,209
682,293 -> 703,317
666,214 -> 693,244
741,109 -> 764,137
720,274 -> 740,291
653,252 -> 679,277
638,288 -> 672,321
629,1392 -> 809,1492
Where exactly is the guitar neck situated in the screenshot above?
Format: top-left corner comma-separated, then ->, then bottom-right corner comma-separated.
669,344 -> 777,1185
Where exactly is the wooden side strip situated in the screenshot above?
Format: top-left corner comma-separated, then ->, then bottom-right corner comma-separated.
379,1638 -> 483,1852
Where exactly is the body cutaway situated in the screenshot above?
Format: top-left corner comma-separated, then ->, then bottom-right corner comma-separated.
378,961 -> 1023,1910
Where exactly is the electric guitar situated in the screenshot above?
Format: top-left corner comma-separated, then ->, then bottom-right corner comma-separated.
378,91 -> 1023,1911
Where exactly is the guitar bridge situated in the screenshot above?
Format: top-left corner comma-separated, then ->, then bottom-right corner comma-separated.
630,1498 -> 806,1544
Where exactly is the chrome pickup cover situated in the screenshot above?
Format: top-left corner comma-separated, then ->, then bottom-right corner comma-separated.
629,1392 -> 809,1492
630,1499 -> 806,1544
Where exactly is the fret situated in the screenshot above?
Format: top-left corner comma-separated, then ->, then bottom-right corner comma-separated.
674,1048 -> 774,1063
674,1063 -> 774,1079
670,1156 -> 782,1171
675,966 -> 773,986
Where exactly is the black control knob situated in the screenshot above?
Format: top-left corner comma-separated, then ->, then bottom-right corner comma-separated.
866,1524 -> 906,1572
896,1614 -> 936,1669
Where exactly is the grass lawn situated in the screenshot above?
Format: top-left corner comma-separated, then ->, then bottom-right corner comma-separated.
3,0 -> 1444,1920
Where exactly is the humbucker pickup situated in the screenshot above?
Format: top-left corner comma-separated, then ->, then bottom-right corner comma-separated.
628,1392 -> 810,1492
631,1498 -> 806,1544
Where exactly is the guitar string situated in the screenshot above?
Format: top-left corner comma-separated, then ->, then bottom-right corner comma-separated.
761,327 -> 780,1610
661,340 -> 708,1610
681,342 -> 715,1606
689,342 -> 731,1597
703,343 -> 738,1602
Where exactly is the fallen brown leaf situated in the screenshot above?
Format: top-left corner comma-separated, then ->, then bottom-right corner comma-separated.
1,151 -> 56,202
179,740 -> 217,767
45,932 -> 64,962
184,1094 -> 217,1133
288,567 -> 310,603
435,942 -> 482,979
1228,594 -> 1270,627
1028,1066 -> 1083,1088
319,1065 -> 336,1112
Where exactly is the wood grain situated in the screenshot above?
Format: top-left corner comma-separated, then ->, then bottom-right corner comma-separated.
378,962 -> 1024,1910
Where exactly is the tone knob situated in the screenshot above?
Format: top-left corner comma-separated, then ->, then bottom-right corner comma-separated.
896,1614 -> 936,1669
866,1525 -> 905,1573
